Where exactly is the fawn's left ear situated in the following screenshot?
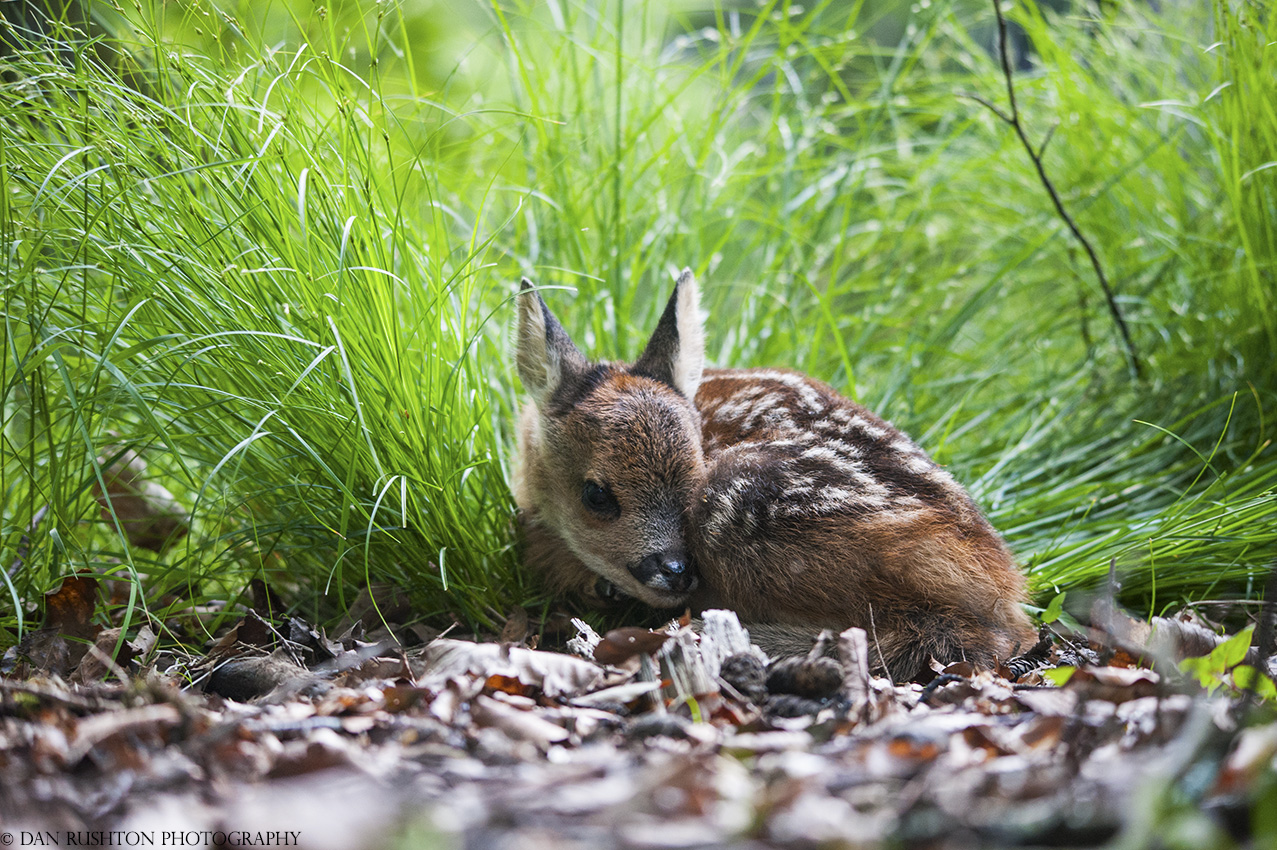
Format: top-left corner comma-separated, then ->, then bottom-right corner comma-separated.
633,268 -> 704,400
516,279 -> 588,407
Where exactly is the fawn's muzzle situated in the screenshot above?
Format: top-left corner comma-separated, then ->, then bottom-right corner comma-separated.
629,552 -> 695,594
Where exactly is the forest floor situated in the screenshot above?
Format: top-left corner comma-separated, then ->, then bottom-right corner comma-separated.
2,576 -> 1276,850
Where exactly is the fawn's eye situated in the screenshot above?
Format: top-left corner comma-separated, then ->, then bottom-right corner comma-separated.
581,480 -> 619,517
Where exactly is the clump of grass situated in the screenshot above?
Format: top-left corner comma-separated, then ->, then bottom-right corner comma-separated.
1,2 -> 524,638
1,0 -> 1274,645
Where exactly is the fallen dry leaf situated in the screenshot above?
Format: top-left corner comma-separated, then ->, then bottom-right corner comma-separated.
470,693 -> 571,749
419,638 -> 604,698
93,448 -> 189,552
14,575 -> 102,676
594,627 -> 671,665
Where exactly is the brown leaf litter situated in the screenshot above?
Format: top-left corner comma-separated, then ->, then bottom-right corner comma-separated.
1,595 -> 1277,849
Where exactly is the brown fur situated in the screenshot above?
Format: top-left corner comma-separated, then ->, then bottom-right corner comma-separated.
514,272 -> 1035,680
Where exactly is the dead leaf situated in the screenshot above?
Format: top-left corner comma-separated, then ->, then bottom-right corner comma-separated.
13,631 -> 76,678
287,616 -> 343,663
268,728 -> 359,778
722,730 -> 815,755
885,732 -> 942,763
570,680 -> 663,708
67,703 -> 181,765
1014,687 -> 1079,717
1013,713 -> 1067,751
250,578 -> 286,618
1215,725 -> 1277,795
485,673 -> 532,697
382,685 -> 427,713
69,623 -> 156,683
206,611 -> 275,660
939,660 -> 976,679
15,575 -> 102,675
72,628 -> 130,683
594,627 -> 671,665
960,724 -> 1011,758
1067,665 -> 1160,703
470,694 -> 569,749
93,448 -> 189,552
427,677 -> 478,725
499,607 -> 529,644
1091,597 -> 1258,669
420,638 -> 603,698
44,574 -> 99,635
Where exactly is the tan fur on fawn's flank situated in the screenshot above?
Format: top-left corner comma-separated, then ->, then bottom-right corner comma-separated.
513,270 -> 1034,681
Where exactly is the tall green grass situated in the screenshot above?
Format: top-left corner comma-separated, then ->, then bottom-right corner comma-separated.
1,0 -> 1274,644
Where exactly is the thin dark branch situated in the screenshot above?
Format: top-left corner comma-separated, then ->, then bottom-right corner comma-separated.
956,91 -> 1012,125
1036,122 -> 1058,160
978,0 -> 1143,380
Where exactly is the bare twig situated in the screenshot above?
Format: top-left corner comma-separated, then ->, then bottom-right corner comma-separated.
956,90 -> 1011,124
865,603 -> 893,682
973,0 -> 1143,379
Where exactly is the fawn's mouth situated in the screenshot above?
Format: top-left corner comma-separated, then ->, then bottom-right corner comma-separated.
595,576 -> 695,609
594,577 -> 630,603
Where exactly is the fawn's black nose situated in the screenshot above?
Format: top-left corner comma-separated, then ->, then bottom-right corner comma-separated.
630,552 -> 695,594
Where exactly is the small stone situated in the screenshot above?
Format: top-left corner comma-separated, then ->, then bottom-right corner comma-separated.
719,653 -> 767,704
766,655 -> 844,699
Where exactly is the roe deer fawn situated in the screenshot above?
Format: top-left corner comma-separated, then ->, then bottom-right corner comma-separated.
513,270 -> 1034,680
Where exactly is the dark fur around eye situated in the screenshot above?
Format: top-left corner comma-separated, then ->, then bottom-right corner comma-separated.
581,480 -> 620,517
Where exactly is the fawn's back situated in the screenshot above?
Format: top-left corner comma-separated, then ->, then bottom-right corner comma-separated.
514,271 -> 1034,680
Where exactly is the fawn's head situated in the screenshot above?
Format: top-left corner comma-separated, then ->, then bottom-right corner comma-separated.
514,270 -> 706,608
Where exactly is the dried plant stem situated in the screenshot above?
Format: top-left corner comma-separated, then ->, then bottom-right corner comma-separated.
976,0 -> 1143,379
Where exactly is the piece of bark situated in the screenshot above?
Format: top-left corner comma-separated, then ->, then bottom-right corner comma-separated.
839,627 -> 872,705
567,618 -> 602,659
659,627 -> 716,704
698,609 -> 767,679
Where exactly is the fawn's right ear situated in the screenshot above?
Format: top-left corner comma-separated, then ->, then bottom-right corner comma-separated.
633,268 -> 704,400
516,279 -> 587,407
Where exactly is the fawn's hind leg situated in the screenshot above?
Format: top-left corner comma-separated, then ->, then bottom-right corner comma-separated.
688,442 -> 1034,679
